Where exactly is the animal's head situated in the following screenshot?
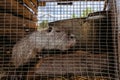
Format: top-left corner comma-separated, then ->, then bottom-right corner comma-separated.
44,26 -> 76,51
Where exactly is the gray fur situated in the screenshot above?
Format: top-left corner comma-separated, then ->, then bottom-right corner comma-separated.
12,27 -> 76,67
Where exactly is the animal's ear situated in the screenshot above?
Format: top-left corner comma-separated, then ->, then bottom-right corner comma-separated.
47,27 -> 53,32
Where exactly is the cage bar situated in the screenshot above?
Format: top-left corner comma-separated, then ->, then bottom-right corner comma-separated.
0,0 -> 120,80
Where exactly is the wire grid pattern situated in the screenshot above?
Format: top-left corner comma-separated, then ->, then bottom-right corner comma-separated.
0,0 -> 119,80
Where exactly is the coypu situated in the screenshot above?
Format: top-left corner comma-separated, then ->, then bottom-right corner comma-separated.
11,26 -> 76,68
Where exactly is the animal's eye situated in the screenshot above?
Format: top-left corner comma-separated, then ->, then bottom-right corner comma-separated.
55,30 -> 61,33
47,27 -> 52,32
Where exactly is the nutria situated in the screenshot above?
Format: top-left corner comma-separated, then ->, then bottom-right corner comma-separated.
11,26 -> 76,68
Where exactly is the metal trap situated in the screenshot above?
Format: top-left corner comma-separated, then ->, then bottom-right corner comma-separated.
0,0 -> 120,80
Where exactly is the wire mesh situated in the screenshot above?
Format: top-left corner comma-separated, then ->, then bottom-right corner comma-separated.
0,0 -> 119,80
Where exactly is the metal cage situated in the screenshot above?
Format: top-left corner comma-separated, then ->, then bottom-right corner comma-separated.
0,0 -> 120,80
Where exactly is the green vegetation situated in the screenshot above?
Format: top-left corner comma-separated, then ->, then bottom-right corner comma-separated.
71,7 -> 93,18
38,20 -> 48,30
81,7 -> 93,17
37,7 -> 94,30
71,13 -> 78,18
